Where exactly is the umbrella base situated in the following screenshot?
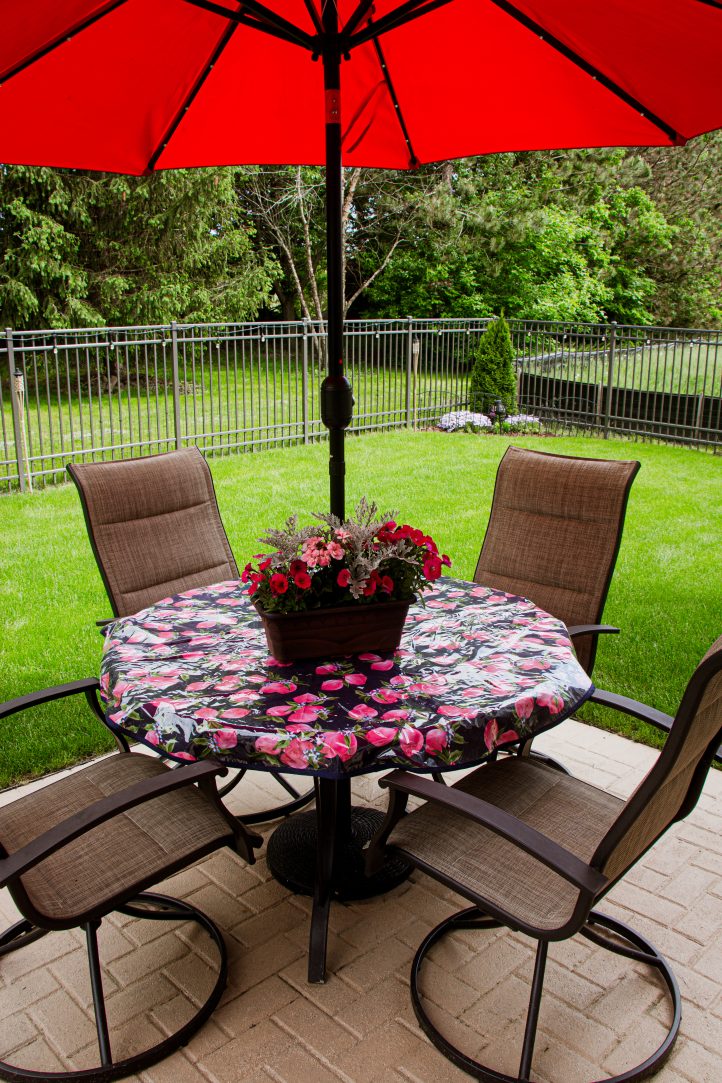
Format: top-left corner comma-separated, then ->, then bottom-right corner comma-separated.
267,805 -> 411,899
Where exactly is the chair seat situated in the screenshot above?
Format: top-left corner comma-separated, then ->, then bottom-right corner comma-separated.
388,757 -> 622,934
0,754 -> 233,926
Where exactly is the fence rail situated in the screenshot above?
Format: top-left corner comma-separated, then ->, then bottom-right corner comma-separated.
2,317 -> 720,491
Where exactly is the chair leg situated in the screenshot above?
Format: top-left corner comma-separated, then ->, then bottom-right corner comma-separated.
409,905 -> 681,1083
85,920 -> 112,1068
518,940 -> 547,1082
0,893 -> 228,1083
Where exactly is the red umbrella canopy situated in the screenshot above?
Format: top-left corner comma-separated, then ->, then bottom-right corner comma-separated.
0,0 -> 721,175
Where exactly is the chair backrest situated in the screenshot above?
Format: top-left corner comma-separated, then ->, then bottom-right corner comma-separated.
594,636 -> 722,886
68,448 -> 238,617
474,446 -> 640,673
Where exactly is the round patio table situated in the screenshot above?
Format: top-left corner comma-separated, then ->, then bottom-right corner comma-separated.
100,575 -> 593,981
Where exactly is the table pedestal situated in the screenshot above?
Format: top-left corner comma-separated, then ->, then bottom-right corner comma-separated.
266,779 -> 411,982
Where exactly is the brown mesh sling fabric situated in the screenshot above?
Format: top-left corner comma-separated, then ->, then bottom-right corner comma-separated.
475,446 -> 640,674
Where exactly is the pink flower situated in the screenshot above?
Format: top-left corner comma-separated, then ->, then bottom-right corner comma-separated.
321,678 -> 344,692
255,734 -> 282,755
358,653 -> 382,662
327,541 -> 344,560
366,727 -> 397,746
260,680 -> 297,695
316,663 -> 338,675
399,725 -> 424,756
322,731 -> 358,761
370,689 -> 401,704
266,704 -> 293,716
293,693 -> 320,704
219,708 -> 249,718
280,737 -> 313,769
389,675 -> 412,687
287,723 -> 315,733
186,681 -> 210,692
515,696 -> 535,719
345,673 -> 367,686
348,703 -> 379,720
381,708 -> 410,721
146,730 -> 161,746
288,706 -> 321,723
425,728 -> 448,754
484,719 -> 520,752
371,659 -> 394,671
536,691 -> 564,714
215,728 -> 238,750
195,707 -> 219,720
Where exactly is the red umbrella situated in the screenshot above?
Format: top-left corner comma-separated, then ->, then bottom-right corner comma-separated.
2,0 -> 722,518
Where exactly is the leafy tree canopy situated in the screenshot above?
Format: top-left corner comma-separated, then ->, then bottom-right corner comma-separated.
0,166 -> 276,329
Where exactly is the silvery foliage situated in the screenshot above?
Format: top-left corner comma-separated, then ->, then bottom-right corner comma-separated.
258,516 -> 318,565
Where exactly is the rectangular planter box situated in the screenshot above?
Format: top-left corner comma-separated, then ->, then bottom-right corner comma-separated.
254,599 -> 411,663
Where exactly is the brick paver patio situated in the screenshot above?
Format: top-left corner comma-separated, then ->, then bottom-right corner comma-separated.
1,720 -> 720,1082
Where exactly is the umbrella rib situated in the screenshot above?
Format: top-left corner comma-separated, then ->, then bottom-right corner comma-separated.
146,14 -> 241,171
488,0 -> 683,144
303,0 -> 324,36
0,0 -> 128,85
370,36 -> 419,167
184,0 -> 316,51
348,0 -> 454,49
344,0 -> 377,37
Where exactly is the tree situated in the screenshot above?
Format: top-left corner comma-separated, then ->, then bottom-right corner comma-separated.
0,165 -> 276,329
468,316 -> 516,414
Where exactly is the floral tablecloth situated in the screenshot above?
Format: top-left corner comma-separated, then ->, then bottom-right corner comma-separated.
99,576 -> 593,779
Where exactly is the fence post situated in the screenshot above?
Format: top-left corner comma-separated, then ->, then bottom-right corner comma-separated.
170,322 -> 182,450
302,319 -> 310,444
694,392 -> 705,444
604,322 -> 617,439
405,317 -> 414,429
6,328 -> 27,492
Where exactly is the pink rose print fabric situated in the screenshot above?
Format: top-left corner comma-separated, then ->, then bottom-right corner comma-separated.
99,577 -> 592,779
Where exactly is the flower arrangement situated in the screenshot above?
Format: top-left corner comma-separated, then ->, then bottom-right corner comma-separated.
242,498 -> 451,615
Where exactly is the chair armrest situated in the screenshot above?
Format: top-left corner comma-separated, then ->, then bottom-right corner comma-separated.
0,759 -> 228,887
588,688 -> 674,734
567,624 -> 619,639
0,679 -> 101,720
377,771 -> 607,895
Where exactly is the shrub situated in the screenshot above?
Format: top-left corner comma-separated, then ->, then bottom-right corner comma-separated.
468,316 -> 517,414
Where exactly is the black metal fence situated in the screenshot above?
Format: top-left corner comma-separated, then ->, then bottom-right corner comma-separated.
2,318 -> 720,491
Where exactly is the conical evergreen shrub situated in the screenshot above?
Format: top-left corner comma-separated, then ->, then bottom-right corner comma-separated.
468,316 -> 517,414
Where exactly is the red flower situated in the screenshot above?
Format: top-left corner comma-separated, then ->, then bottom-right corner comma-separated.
289,559 -> 307,576
337,568 -> 351,588
423,554 -> 443,581
270,573 -> 289,595
363,576 -> 377,597
380,575 -> 394,594
294,571 -> 312,590
241,562 -> 253,583
259,557 -> 273,572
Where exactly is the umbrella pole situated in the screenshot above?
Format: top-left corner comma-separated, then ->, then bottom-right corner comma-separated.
320,18 -> 353,525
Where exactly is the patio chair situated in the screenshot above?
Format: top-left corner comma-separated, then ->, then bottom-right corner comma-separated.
366,636 -> 722,1083
67,448 -> 314,825
0,679 -> 262,1082
474,446 -> 640,677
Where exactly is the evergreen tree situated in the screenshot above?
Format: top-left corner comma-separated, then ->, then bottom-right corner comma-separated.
468,316 -> 516,414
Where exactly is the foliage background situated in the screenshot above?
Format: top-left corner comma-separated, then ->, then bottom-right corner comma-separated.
2,134 -> 720,333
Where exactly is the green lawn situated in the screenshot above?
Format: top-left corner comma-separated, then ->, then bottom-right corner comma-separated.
1,430 -> 720,788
